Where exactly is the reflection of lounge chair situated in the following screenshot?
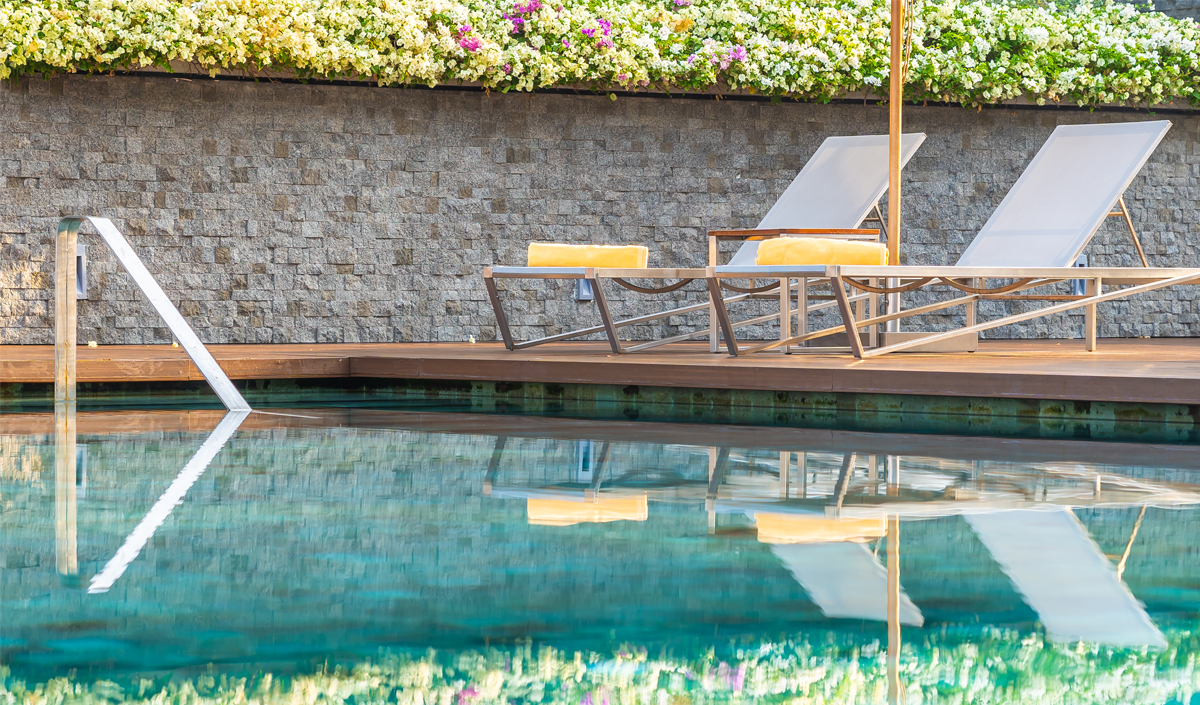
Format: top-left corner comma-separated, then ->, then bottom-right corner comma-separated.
483,133 -> 925,354
771,542 -> 924,626
713,451 -> 924,626
526,495 -> 648,526
484,437 -> 649,526
709,121 -> 1200,358
967,508 -> 1166,648
752,511 -> 923,626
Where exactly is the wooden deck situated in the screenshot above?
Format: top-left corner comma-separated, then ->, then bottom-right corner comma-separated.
3,338 -> 1200,405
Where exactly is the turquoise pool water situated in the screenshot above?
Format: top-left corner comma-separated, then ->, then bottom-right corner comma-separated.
4,406 -> 1200,703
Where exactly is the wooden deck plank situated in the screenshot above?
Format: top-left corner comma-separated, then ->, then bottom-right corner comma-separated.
2,339 -> 1200,404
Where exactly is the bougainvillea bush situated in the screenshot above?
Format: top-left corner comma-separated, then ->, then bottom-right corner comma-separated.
1,0 -> 1198,107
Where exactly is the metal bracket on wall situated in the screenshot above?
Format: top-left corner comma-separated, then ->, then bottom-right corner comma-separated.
55,216 -> 251,411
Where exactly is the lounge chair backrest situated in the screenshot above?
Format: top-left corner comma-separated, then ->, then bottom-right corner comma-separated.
955,120 -> 1171,267
727,133 -> 927,265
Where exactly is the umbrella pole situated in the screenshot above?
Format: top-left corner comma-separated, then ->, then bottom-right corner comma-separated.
886,0 -> 905,329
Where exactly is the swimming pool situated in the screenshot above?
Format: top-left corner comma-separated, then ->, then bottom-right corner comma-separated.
4,406 -> 1200,703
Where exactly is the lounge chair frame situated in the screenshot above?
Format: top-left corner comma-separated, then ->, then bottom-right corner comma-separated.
484,228 -> 880,354
820,265 -> 1200,358
483,133 -> 925,354
706,196 -> 1152,357
707,121 -> 1175,357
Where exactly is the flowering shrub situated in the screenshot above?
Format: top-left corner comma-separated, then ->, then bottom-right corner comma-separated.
1,0 -> 1198,107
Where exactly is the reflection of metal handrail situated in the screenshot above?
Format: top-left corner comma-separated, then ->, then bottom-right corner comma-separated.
55,217 -> 249,411
88,409 -> 249,594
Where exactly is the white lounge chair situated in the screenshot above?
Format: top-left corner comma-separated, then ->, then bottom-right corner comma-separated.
483,133 -> 926,353
709,120 -> 1200,357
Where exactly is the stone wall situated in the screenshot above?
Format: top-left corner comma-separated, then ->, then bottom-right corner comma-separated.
1,73 -> 1198,346
1152,0 -> 1200,20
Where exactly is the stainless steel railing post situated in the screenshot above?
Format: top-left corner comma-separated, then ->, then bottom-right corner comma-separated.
55,216 -> 251,411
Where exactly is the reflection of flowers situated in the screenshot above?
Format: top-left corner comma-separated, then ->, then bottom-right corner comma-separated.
7,630 -> 1200,705
2,0 -> 1198,107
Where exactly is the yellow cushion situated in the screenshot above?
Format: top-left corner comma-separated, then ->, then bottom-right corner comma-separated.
527,243 -> 649,268
755,513 -> 887,544
527,495 -> 649,526
755,237 -> 888,266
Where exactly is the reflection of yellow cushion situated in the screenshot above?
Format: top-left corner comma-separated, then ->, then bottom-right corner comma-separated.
527,495 -> 649,526
527,243 -> 649,268
755,513 -> 886,544
755,237 -> 888,266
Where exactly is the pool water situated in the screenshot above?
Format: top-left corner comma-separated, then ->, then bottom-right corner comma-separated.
4,406 -> 1200,704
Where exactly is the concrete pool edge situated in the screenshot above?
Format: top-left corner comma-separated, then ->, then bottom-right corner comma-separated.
2,376 -> 1196,444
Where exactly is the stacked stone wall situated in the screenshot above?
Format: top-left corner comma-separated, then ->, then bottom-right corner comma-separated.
1,74 -> 1198,345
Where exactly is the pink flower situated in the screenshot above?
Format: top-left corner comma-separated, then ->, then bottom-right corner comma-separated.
503,13 -> 526,33
597,38 -> 613,48
673,0 -> 692,5
459,35 -> 482,51
617,73 -> 628,81
458,24 -> 472,35
503,63 -> 512,74
562,37 -> 570,47
581,27 -> 596,37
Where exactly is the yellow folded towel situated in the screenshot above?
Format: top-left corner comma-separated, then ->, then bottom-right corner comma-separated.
755,514 -> 887,545
527,495 -> 649,526
527,243 -> 649,268
755,237 -> 888,266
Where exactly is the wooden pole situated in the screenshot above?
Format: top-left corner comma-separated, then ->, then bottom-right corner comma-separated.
55,220 -> 79,403
888,0 -> 905,268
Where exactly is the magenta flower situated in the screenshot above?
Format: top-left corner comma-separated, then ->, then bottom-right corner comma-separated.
674,0 -> 693,5
597,38 -> 613,48
459,35 -> 482,51
503,63 -> 513,74
503,13 -> 526,33
513,0 -> 543,12
562,37 -> 570,47
617,73 -> 628,81
581,26 -> 596,37
580,693 -> 593,705
686,53 -> 696,64
458,24 -> 472,35
718,45 -> 747,69
598,18 -> 612,36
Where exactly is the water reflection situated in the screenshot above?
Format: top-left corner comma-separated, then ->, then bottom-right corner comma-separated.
481,418 -> 1196,652
3,407 -> 1200,700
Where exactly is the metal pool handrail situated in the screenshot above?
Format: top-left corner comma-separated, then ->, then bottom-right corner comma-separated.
55,216 -> 250,411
